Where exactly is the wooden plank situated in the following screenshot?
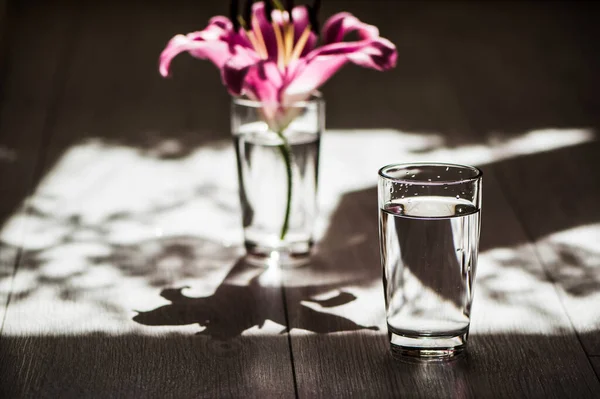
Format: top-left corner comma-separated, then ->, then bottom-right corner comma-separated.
420,0 -> 600,360
0,333 -> 293,398
0,258 -> 295,398
436,0 -> 600,356
493,142 -> 600,355
284,169 -> 600,398
0,2 -> 295,397
0,2 -> 76,333
283,2 -> 599,396
592,357 -> 600,379
0,243 -> 17,329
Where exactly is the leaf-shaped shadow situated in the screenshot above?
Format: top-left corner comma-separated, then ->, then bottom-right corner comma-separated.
133,258 -> 378,339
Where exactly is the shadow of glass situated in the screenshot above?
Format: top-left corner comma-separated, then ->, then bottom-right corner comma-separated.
487,141 -> 600,242
308,140 -> 600,310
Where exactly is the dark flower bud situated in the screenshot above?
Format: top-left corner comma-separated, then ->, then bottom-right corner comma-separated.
286,0 -> 295,21
243,0 -> 255,28
230,0 -> 240,30
265,0 -> 273,22
307,0 -> 321,35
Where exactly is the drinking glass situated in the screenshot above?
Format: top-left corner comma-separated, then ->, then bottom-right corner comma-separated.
378,163 -> 482,360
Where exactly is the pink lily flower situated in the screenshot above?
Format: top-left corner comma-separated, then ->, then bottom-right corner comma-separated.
159,1 -> 397,130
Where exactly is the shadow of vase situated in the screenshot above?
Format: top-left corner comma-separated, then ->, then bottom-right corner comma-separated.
133,257 -> 378,339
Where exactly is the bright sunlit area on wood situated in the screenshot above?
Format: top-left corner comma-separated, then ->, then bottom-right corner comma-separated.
0,127 -> 596,337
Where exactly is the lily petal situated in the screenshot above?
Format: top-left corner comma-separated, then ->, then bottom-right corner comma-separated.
251,2 -> 278,60
322,12 -> 380,44
222,50 -> 262,95
312,37 -> 398,71
284,36 -> 397,104
291,6 -> 318,56
243,60 -> 286,127
282,12 -> 396,103
159,16 -> 249,77
282,56 -> 343,104
244,60 -> 284,106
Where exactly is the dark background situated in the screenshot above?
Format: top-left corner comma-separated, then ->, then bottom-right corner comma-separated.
3,0 -> 599,135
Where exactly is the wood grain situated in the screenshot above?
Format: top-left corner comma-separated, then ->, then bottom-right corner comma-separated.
283,172 -> 600,398
0,2 -> 76,333
592,357 -> 600,380
450,4 -> 600,352
0,259 -> 296,398
0,334 -> 294,398
426,0 -> 600,364
492,142 -> 600,355
0,2 -> 295,397
423,0 -> 600,357
284,2 -> 600,396
287,333 -> 599,399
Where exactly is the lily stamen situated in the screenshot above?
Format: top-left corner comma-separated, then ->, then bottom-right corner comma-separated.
239,14 -> 268,60
243,28 -> 261,59
236,16 -> 257,52
272,20 -> 286,70
283,16 -> 294,65
289,26 -> 311,63
252,19 -> 269,59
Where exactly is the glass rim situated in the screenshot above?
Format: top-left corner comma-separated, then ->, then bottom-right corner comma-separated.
232,92 -> 323,108
378,162 -> 483,186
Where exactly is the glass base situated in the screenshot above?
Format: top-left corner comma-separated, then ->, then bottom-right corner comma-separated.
389,328 -> 468,362
244,240 -> 312,268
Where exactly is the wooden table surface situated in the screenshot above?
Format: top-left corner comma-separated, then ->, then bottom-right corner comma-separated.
1,1 -> 599,398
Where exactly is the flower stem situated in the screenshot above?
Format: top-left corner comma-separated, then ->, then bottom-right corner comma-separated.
276,131 -> 292,241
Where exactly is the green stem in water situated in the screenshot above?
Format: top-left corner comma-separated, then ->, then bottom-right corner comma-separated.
276,131 -> 292,241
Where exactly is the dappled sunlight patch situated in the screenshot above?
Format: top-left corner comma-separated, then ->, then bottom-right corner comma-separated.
534,223 -> 600,343
537,223 -> 600,296
489,128 -> 594,158
0,269 -> 37,297
315,127 -> 596,238
0,127 -> 596,336
473,245 -> 571,334
320,127 -> 595,193
22,138 -> 241,243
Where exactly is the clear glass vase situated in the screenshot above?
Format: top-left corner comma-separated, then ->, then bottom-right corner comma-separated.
231,95 -> 324,267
